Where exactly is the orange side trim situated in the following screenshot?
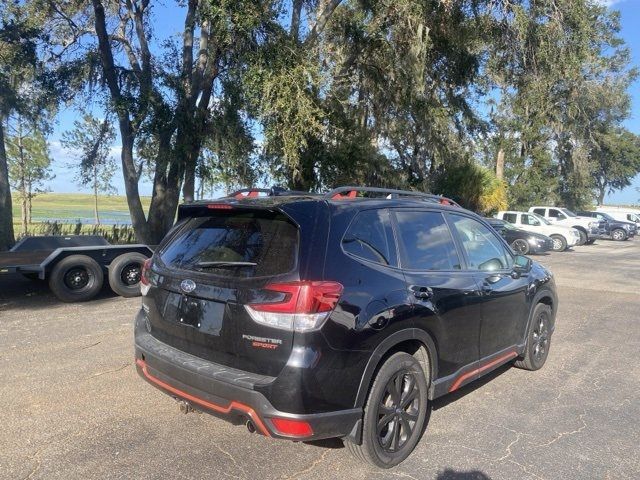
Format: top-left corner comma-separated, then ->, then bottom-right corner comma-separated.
448,350 -> 518,393
136,359 -> 272,437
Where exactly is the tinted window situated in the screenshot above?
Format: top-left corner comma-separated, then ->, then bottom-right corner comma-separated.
503,213 -> 517,223
159,211 -> 298,278
548,209 -> 565,219
342,209 -> 396,266
450,215 -> 511,271
522,214 -> 540,226
532,208 -> 545,216
394,211 -> 461,270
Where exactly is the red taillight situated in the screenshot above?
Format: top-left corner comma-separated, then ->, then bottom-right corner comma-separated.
270,418 -> 313,437
141,258 -> 152,286
250,281 -> 343,314
207,203 -> 234,210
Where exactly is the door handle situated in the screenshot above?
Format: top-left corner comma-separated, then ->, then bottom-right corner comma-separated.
410,285 -> 433,300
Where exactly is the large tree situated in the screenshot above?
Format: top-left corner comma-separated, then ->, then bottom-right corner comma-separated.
0,12 -> 40,249
43,0 -> 274,244
592,129 -> 640,205
6,121 -> 53,235
486,0 -> 637,209
61,113 -> 117,224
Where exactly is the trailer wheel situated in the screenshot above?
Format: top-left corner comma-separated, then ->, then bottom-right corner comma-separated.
49,255 -> 104,303
108,252 -> 148,297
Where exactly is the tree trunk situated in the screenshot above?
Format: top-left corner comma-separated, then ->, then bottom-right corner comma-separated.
93,160 -> 100,225
120,134 -> 150,243
597,187 -> 605,206
0,121 -> 15,250
496,148 -> 505,180
27,188 -> 32,225
21,195 -> 27,237
291,0 -> 303,42
93,0 -> 150,244
182,159 -> 196,202
17,129 -> 27,237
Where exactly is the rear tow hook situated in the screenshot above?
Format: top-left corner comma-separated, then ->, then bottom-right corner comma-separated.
177,399 -> 197,414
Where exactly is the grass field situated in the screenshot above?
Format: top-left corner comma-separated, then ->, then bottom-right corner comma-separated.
11,193 -> 150,225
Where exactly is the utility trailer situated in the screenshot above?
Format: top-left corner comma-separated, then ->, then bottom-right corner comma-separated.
0,235 -> 153,303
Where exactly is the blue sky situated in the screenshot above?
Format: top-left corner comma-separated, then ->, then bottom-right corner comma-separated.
45,0 -> 640,205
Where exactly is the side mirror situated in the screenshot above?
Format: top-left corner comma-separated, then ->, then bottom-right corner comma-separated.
512,255 -> 532,277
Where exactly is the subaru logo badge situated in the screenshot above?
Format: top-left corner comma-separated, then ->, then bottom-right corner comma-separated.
180,279 -> 196,293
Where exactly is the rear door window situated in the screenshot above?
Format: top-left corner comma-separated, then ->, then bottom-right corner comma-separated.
548,208 -> 565,219
449,214 -> 512,271
532,208 -> 546,216
522,214 -> 540,226
342,209 -> 397,266
393,210 -> 461,270
159,211 -> 298,278
503,213 -> 517,223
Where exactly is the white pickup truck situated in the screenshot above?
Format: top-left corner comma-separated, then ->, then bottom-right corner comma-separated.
528,206 -> 607,245
495,211 -> 581,251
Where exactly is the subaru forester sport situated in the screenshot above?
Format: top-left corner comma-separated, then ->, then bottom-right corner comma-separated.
134,187 -> 557,468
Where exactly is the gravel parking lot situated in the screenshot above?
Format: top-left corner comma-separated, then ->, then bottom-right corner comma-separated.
1,240 -> 639,480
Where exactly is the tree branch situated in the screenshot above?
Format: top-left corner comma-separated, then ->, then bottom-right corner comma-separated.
306,0 -> 342,46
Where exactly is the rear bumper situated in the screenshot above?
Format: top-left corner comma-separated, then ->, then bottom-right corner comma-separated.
134,311 -> 361,441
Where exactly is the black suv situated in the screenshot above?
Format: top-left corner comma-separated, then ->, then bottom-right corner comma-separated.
576,211 -> 637,241
485,218 -> 554,255
134,187 -> 557,468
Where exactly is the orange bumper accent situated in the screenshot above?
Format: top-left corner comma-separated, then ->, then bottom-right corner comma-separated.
135,358 -> 272,437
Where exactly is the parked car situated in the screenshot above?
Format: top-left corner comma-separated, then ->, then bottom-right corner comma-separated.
576,211 -> 637,241
135,186 -> 558,468
485,218 -> 554,255
595,206 -> 640,229
495,211 -> 580,251
528,206 -> 607,245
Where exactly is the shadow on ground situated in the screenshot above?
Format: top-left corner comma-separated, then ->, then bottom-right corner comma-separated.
0,273 -> 118,312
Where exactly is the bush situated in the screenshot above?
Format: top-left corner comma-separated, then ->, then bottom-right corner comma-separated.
18,221 -> 137,245
432,162 -> 508,215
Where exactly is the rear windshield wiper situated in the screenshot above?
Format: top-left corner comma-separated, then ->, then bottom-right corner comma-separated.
194,261 -> 257,268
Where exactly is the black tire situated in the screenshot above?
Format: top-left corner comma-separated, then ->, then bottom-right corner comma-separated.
108,252 -> 148,297
549,234 -> 567,252
585,238 -> 596,245
514,303 -> 553,371
611,228 -> 627,241
48,255 -> 104,303
575,229 -> 587,246
346,352 -> 429,468
510,239 -> 530,255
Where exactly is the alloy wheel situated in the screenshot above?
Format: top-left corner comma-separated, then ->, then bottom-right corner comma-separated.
531,313 -> 549,361
377,371 -> 420,453
512,239 -> 529,255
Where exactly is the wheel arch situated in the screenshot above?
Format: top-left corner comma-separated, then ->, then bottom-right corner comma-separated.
353,329 -> 438,409
523,288 -> 557,342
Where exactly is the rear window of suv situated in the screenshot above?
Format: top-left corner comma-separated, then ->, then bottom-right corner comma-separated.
159,211 -> 298,278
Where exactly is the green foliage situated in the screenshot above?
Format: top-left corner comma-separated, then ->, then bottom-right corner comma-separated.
61,114 -> 117,195
486,0 -> 637,209
2,0 -> 639,229
6,125 -> 53,198
433,162 -> 508,215
592,128 -> 640,204
22,221 -> 136,245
